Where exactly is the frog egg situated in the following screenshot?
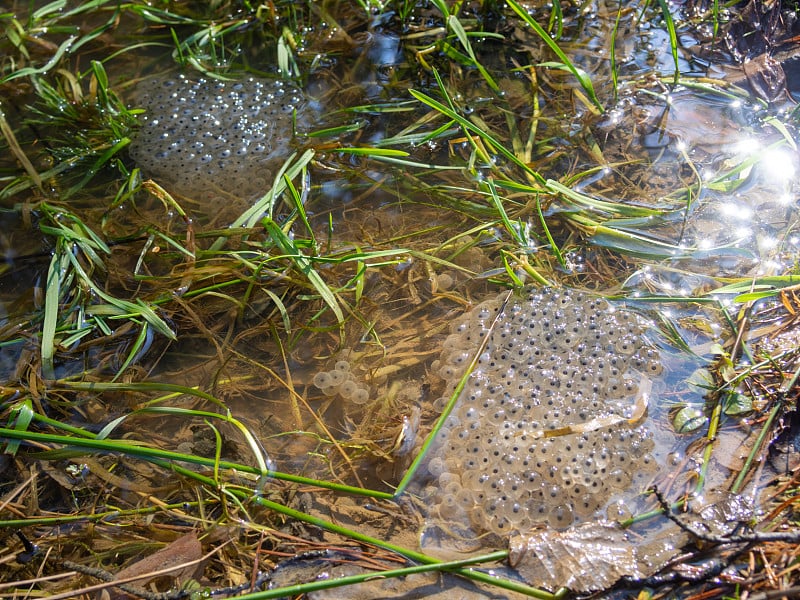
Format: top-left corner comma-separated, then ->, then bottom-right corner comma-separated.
455,488 -> 474,509
312,371 -> 332,388
334,360 -> 350,372
572,494 -> 597,518
461,469 -> 488,490
608,468 -> 630,490
438,472 -> 459,488
432,396 -> 450,413
352,387 -> 370,405
547,504 -> 575,528
436,273 -> 454,290
427,456 -> 446,477
438,495 -> 461,519
327,369 -> 346,387
487,514 -> 513,536
339,379 -> 358,400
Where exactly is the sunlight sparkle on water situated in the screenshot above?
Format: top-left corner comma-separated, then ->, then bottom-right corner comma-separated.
719,201 -> 752,221
761,146 -> 797,184
733,137 -> 757,156
758,260 -> 784,275
758,235 -> 779,252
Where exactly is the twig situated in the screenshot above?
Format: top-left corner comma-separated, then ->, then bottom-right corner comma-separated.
653,487 -> 800,544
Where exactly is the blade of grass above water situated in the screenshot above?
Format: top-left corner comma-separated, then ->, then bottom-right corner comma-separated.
505,0 -> 603,112
657,0 -> 681,85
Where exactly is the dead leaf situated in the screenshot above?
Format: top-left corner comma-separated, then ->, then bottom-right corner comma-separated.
112,531 -> 203,591
743,53 -> 787,103
508,521 -> 643,593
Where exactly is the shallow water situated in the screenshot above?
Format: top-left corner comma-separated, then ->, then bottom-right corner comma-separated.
1,0 -> 799,597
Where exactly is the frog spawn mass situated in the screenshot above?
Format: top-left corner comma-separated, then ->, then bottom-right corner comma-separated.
422,288 -> 662,537
128,74 -> 307,201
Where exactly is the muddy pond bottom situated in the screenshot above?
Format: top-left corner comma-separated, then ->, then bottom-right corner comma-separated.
418,288 -> 663,536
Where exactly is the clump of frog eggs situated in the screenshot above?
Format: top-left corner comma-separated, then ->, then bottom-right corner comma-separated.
128,73 -> 307,201
421,287 -> 662,536
312,361 -> 370,405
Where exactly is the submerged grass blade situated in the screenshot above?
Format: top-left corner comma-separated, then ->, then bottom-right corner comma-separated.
535,195 -> 565,268
409,88 -> 546,184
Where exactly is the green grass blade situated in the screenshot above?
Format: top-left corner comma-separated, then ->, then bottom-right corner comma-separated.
409,88 -> 546,184
657,0 -> 680,84
4,400 -> 34,455
506,0 -> 603,111
111,323 -> 150,382
41,250 -> 66,379
535,194 -> 565,268
610,2 -> 623,103
263,218 -> 344,325
446,14 -> 501,94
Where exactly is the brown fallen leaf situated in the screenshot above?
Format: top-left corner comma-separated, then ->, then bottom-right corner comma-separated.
108,531 -> 203,599
743,53 -> 787,103
508,521 -> 644,593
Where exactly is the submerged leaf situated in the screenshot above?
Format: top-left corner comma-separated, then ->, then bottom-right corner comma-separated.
508,521 -> 643,592
672,405 -> 707,433
722,390 -> 753,415
114,531 -> 202,586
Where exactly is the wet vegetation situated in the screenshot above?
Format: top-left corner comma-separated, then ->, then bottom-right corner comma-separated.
1,0 -> 800,598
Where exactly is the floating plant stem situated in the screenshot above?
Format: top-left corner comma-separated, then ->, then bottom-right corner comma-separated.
230,552 -> 510,599
0,426 -> 393,500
